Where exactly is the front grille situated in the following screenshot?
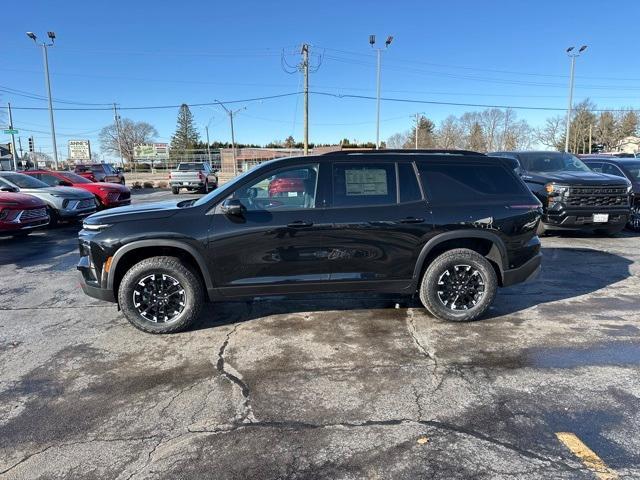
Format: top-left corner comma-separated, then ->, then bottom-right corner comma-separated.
119,191 -> 130,200
76,199 -> 96,210
106,192 -> 120,202
19,207 -> 47,222
566,186 -> 629,207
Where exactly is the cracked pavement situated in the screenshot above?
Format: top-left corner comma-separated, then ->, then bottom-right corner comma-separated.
1,190 -> 639,479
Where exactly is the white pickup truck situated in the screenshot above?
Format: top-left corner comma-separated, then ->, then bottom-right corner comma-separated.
169,163 -> 218,194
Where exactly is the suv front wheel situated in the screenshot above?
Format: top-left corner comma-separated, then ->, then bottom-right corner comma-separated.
419,248 -> 497,322
118,256 -> 204,333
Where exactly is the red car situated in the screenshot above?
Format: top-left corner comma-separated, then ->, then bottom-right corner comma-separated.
0,190 -> 49,236
24,170 -> 131,209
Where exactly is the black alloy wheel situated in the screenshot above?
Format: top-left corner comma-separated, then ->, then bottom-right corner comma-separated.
436,264 -> 486,311
132,273 -> 186,324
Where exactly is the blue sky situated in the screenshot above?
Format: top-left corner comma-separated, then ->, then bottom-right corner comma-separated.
2,0 -> 640,159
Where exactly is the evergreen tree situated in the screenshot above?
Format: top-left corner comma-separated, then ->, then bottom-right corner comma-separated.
170,104 -> 200,155
403,115 -> 436,148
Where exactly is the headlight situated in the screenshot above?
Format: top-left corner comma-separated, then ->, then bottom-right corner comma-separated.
627,184 -> 633,194
82,223 -> 111,231
545,183 -> 570,196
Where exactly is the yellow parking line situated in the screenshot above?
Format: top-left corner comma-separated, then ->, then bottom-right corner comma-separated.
556,432 -> 619,480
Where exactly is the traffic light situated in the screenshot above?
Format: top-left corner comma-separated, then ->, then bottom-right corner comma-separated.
28,136 -> 34,152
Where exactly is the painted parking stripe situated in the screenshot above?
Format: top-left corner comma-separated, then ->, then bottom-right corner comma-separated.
555,432 -> 619,480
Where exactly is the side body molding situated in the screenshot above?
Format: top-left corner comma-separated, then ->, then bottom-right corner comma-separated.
106,239 -> 213,291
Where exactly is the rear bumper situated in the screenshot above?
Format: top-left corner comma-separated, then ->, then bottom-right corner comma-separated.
170,181 -> 205,188
503,252 -> 542,287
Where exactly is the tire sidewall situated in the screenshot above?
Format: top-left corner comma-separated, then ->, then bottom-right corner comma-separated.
420,249 -> 497,322
118,257 -> 203,333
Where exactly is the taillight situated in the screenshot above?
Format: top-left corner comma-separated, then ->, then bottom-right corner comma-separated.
198,172 -> 204,180
168,173 -> 172,179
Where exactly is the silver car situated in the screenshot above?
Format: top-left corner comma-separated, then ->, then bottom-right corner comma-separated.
0,171 -> 96,225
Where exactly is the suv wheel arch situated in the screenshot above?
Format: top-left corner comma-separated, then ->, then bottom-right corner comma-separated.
107,240 -> 214,293
413,231 -> 508,287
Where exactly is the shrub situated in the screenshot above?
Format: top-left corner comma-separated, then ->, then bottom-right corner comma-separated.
131,181 -> 142,190
143,181 -> 154,189
156,181 -> 168,188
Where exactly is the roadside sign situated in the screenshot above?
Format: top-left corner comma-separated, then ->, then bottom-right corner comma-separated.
134,144 -> 155,158
68,140 -> 91,160
3,129 -> 18,134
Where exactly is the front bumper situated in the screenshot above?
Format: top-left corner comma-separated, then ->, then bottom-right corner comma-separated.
542,207 -> 629,230
59,206 -> 97,218
503,252 -> 542,287
77,254 -> 116,302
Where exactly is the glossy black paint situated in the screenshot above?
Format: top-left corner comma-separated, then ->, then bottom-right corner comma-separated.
491,151 -> 631,231
78,152 -> 542,305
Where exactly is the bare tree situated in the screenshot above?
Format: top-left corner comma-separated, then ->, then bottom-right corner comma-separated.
386,132 -> 409,149
479,108 -> 504,151
99,118 -> 158,163
535,116 -> 564,150
435,116 -> 463,149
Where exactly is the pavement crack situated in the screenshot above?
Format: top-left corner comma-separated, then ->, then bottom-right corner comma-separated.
216,323 -> 256,423
406,309 -> 444,392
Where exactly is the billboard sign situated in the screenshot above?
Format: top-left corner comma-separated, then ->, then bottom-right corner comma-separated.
68,140 -> 91,160
134,144 -> 155,158
153,143 -> 169,158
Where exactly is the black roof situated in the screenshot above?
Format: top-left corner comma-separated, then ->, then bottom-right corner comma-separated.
581,156 -> 640,164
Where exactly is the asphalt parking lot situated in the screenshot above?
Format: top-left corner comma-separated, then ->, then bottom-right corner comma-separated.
1,189 -> 639,479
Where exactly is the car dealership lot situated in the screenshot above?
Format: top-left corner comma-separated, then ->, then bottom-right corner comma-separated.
1,189 -> 639,479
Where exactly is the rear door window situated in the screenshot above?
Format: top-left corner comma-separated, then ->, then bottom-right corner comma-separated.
587,162 -> 604,172
332,163 -> 397,207
398,162 -> 423,203
417,162 -> 528,204
601,163 -> 626,178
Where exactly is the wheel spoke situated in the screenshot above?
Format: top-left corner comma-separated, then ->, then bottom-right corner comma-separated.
132,273 -> 186,324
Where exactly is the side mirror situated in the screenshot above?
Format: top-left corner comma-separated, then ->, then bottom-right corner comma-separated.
0,186 -> 18,192
59,180 -> 73,187
220,198 -> 245,216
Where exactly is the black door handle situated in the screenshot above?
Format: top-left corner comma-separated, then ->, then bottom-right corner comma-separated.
287,220 -> 314,228
399,217 -> 424,224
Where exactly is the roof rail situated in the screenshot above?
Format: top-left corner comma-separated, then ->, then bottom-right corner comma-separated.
322,149 -> 484,156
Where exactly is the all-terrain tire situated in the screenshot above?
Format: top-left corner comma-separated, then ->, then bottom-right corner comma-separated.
118,256 -> 205,334
171,187 -> 180,195
419,248 -> 498,322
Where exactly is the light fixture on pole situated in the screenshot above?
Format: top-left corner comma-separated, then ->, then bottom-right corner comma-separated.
564,45 -> 587,153
369,34 -> 394,149
26,31 -> 59,170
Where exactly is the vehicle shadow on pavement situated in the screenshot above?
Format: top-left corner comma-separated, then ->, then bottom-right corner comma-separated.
0,225 -> 80,268
195,246 -> 633,329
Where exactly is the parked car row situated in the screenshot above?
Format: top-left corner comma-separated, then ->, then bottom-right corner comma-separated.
0,168 -> 131,237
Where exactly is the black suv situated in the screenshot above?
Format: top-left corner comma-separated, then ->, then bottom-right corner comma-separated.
78,150 -> 542,333
490,151 -> 632,235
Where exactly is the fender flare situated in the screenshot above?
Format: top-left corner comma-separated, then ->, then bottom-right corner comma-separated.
106,239 -> 213,291
412,230 -> 508,283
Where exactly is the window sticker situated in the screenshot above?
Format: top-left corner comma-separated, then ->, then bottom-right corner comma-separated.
345,169 -> 388,196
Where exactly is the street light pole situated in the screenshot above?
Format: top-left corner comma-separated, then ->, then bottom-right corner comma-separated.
564,45 -> 587,153
215,100 -> 246,176
369,34 -> 393,149
27,31 -> 59,170
205,125 -> 212,164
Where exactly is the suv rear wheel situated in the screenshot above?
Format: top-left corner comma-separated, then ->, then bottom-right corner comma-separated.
117,256 -> 204,333
419,248 -> 497,322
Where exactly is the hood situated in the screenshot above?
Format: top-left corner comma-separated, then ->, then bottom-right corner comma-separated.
525,170 -> 631,187
80,182 -> 129,193
0,192 -> 46,207
18,185 -> 95,199
84,200 -> 183,224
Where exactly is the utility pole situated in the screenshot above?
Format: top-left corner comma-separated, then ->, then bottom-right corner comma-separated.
215,100 -> 246,176
18,137 -> 24,163
27,31 -> 59,169
7,103 -> 18,170
564,45 -> 587,153
113,103 -> 124,167
369,34 -> 393,149
302,44 -> 309,156
205,125 -> 212,164
589,124 -> 593,154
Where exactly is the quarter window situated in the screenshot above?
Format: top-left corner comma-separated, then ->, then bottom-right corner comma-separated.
229,164 -> 319,211
332,163 -> 397,207
418,163 -> 527,203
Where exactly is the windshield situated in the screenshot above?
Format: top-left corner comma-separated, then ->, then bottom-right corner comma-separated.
60,171 -> 93,184
622,162 -> 640,180
177,163 -> 205,171
518,152 -> 591,173
0,172 -> 49,189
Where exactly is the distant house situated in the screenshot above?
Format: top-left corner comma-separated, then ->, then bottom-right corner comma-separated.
616,136 -> 640,155
0,144 -> 13,171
